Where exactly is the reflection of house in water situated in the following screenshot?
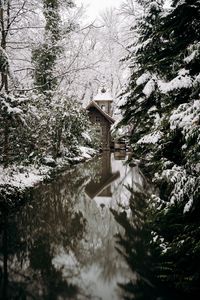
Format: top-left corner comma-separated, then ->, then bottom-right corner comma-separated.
85,152 -> 120,199
114,150 -> 127,160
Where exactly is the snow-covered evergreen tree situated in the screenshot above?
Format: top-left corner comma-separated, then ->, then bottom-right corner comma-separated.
118,0 -> 200,216
118,0 -> 164,152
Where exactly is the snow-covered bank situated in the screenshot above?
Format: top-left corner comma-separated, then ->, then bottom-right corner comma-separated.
0,147 -> 97,196
0,164 -> 50,190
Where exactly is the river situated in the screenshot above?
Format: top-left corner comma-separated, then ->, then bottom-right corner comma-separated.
0,152 -> 198,300
0,152 -> 150,300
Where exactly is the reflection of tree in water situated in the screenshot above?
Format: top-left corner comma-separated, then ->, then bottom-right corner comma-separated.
0,213 -> 79,300
111,188 -> 163,300
77,210 -> 127,284
111,186 -> 200,300
152,197 -> 200,298
0,162 -> 99,300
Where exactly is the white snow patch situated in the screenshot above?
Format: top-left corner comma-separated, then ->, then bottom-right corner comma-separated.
183,198 -> 193,214
0,146 -> 96,190
133,38 -> 152,53
0,164 -> 50,190
94,91 -> 113,101
1,98 -> 23,115
169,100 -> 200,136
184,50 -> 197,63
160,165 -> 197,205
137,131 -> 163,144
158,74 -> 193,93
178,68 -> 189,76
194,73 -> 200,84
195,163 -> 200,172
42,155 -> 55,165
143,79 -> 156,97
117,96 -> 127,107
79,146 -> 96,159
82,131 -> 92,142
136,72 -> 150,86
148,106 -> 157,113
137,97 -> 145,104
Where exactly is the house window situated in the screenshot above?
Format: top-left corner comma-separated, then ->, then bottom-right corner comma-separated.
96,128 -> 102,135
96,116 -> 101,122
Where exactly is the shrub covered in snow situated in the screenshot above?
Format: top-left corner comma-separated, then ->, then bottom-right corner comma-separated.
0,92 -> 99,187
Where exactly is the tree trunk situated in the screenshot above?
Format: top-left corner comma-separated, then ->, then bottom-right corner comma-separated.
0,2 -> 10,166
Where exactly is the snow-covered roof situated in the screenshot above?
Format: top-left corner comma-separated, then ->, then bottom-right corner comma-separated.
86,101 -> 115,124
93,90 -> 113,102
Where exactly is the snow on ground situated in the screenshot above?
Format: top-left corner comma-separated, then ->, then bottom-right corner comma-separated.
0,164 -> 50,190
0,147 -> 97,191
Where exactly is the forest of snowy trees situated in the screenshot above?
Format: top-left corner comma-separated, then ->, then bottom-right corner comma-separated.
119,0 -> 200,210
0,0 -> 133,169
0,0 -> 130,190
0,0 -> 200,298
0,0 -> 199,250
114,0 -> 200,295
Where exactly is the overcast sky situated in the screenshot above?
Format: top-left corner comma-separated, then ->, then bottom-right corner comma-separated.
76,0 -> 123,20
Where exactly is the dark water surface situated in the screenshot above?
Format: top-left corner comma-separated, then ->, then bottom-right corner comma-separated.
0,152 -> 198,299
0,152 -> 146,300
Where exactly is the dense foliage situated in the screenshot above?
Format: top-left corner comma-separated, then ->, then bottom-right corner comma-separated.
32,0 -> 63,94
119,0 -> 200,218
0,91 -> 97,165
0,0 -> 98,168
112,185 -> 200,299
117,0 -> 200,295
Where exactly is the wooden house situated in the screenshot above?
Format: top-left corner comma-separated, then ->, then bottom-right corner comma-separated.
86,89 -> 115,150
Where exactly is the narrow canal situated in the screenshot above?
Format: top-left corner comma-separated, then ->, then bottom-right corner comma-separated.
0,152 -> 198,299
0,152 -> 149,300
